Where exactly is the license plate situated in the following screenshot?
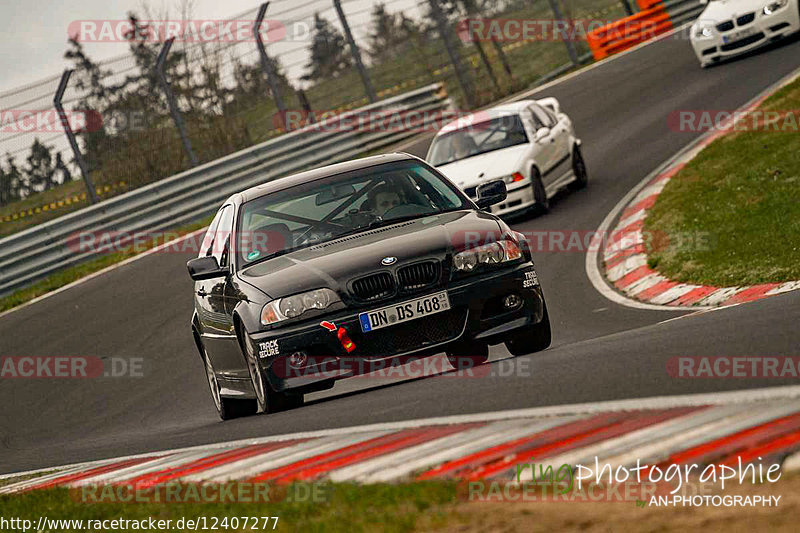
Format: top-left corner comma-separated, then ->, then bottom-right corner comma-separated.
359,291 -> 450,332
723,27 -> 757,44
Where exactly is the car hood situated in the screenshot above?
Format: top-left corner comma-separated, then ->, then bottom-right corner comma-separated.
435,144 -> 530,189
700,0 -> 762,20
239,210 -> 504,300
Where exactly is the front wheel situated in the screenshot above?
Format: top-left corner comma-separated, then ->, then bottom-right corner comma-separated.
505,303 -> 552,356
204,349 -> 256,420
240,327 -> 303,414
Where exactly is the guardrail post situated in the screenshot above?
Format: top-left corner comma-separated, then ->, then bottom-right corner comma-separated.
156,37 -> 199,168
255,2 -> 288,130
333,0 -> 377,103
428,0 -> 476,108
621,0 -> 635,16
54,70 -> 99,205
546,0 -> 580,66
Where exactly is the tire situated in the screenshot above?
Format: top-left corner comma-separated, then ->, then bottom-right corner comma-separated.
203,348 -> 256,420
569,145 -> 588,190
239,326 -> 303,414
446,341 -> 489,370
530,167 -> 549,213
504,302 -> 552,356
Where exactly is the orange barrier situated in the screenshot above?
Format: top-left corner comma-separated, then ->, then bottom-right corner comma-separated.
636,0 -> 663,9
586,3 -> 674,60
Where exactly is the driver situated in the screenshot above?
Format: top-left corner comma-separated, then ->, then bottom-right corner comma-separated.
366,182 -> 404,218
451,134 -> 475,159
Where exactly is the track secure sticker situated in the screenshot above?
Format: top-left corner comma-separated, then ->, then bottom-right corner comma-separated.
523,270 -> 539,289
258,340 -> 279,358
247,250 -> 261,260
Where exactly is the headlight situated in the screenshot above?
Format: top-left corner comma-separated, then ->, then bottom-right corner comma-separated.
763,0 -> 788,15
261,288 -> 339,325
693,24 -> 714,39
453,239 -> 522,272
502,172 -> 525,185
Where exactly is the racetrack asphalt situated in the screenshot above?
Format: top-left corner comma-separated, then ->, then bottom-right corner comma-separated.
2,29 -> 799,474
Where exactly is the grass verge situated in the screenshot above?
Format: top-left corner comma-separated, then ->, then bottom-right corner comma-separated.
1,473 -> 798,532
644,76 -> 800,286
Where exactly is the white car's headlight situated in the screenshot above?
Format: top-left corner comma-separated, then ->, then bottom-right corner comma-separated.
453,239 -> 523,272
502,172 -> 525,185
763,0 -> 788,15
693,23 -> 715,39
261,288 -> 339,325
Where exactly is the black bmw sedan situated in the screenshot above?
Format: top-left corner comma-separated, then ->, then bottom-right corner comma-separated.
188,153 -> 550,420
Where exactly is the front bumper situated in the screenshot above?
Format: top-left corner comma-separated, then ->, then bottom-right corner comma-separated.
691,7 -> 800,65
248,262 -> 544,392
490,182 -> 537,217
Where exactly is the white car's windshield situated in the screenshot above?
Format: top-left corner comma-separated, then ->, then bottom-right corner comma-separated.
428,115 -> 529,166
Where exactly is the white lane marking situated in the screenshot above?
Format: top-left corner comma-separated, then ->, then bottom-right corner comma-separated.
330,417 -> 581,483
648,284 -> 698,305
631,182 -> 666,204
183,432 -> 392,483
0,228 -> 208,320
616,208 -> 647,233
5,386 -> 800,480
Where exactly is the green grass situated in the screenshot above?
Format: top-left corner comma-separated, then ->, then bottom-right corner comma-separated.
643,77 -> 800,286
0,482 -> 460,533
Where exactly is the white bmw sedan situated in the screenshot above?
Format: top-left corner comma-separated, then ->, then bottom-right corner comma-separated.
425,99 -> 587,217
691,0 -> 800,68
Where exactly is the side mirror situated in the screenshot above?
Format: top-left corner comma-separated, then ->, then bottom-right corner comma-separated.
475,180 -> 507,209
534,127 -> 551,143
187,256 -> 228,281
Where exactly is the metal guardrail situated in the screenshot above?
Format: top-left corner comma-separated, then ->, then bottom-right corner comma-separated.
0,84 -> 452,297
663,0 -> 706,27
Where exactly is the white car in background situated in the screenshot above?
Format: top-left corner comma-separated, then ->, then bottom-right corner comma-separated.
426,99 -> 587,217
691,0 -> 800,68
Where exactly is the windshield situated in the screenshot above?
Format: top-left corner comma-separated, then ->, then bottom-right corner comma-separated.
427,114 -> 529,166
236,160 -> 469,267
